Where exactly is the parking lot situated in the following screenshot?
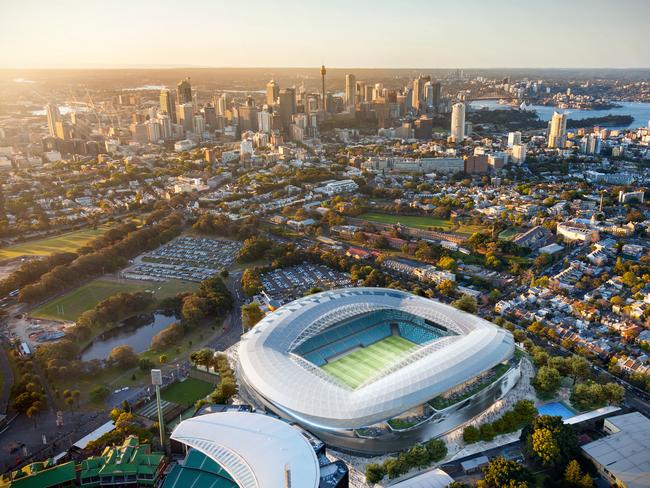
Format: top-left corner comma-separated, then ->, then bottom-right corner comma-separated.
123,236 -> 241,283
261,263 -> 351,300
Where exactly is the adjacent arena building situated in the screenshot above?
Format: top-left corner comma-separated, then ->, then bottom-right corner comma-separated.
238,288 -> 519,455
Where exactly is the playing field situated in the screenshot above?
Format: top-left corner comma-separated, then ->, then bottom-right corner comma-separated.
0,225 -> 115,260
321,335 -> 417,389
161,377 -> 214,406
30,278 -> 197,321
359,212 -> 484,237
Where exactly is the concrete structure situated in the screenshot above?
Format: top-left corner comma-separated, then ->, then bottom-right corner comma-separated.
557,222 -> 600,244
582,412 -> 650,488
345,74 -> 356,109
314,179 -> 359,196
238,288 -> 517,454
451,102 -> 466,141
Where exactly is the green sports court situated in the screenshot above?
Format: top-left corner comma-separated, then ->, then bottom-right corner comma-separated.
321,335 -> 417,388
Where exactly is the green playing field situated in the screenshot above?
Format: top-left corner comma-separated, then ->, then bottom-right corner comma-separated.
321,335 -> 417,389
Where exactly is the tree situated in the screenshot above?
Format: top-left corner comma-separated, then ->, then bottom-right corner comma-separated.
159,354 -> 168,364
383,458 -> 403,479
437,256 -> 457,271
138,358 -> 155,371
521,415 -> 578,469
463,425 -> 481,444
108,345 -> 138,369
424,438 -> 447,461
365,463 -> 385,484
568,356 -> 590,384
89,386 -> 110,403
65,396 -> 75,414
408,444 -> 430,469
453,294 -> 477,313
190,348 -> 215,370
564,460 -> 593,488
26,405 -> 39,428
602,382 -> 624,405
534,366 -> 562,396
437,279 -> 457,296
483,457 -> 531,487
241,302 -> 264,330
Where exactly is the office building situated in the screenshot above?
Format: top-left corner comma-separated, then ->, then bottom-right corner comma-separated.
193,114 -> 205,135
45,103 -> 60,138
548,111 -> 567,148
159,89 -> 177,124
451,102 -> 466,141
145,120 -> 161,142
258,108 -> 272,133
158,114 -> 172,140
177,103 -> 194,132
238,105 -> 258,132
266,79 -> 279,106
176,77 -> 192,104
345,73 -> 356,109
411,74 -> 430,112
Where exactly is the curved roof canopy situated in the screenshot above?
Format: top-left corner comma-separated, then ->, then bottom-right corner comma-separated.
170,412 -> 320,488
239,288 -> 514,429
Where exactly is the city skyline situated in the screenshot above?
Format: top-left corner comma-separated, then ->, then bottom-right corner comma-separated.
1,0 -> 650,70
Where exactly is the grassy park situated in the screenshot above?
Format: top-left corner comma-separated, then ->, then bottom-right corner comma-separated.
360,212 -> 484,236
0,225 -> 115,260
160,377 -> 214,406
31,278 -> 197,321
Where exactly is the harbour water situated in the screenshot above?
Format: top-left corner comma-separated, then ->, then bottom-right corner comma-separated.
469,100 -> 650,129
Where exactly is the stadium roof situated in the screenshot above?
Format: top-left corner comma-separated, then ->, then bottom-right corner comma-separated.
239,287 -> 514,429
170,412 -> 320,488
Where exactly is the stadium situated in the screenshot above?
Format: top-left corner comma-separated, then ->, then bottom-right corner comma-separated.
237,288 -> 519,455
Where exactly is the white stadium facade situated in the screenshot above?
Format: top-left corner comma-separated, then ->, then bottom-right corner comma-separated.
237,288 -> 520,455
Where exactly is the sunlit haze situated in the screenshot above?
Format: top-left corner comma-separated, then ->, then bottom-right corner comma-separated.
1,0 -> 649,69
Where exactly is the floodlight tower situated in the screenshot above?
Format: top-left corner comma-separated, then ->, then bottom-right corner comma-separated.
151,369 -> 165,447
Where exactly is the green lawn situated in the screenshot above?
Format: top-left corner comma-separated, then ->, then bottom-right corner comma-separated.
321,335 -> 417,389
31,278 -> 198,321
359,212 -> 483,236
160,377 -> 214,406
0,225 -> 114,260
498,227 -> 520,240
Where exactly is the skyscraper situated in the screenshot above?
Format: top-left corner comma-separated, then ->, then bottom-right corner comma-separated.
548,112 -> 567,148
45,103 -> 60,137
412,74 -> 430,112
451,102 -> 466,142
345,74 -> 356,109
177,77 -> 192,105
266,79 -> 279,106
177,103 -> 194,132
159,89 -> 177,124
425,81 -> 441,111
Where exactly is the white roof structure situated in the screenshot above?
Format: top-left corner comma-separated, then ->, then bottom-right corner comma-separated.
239,288 -> 514,429
389,468 -> 454,488
170,412 -> 320,488
582,412 -> 650,488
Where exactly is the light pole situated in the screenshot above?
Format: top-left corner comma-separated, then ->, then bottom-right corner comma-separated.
151,369 -> 164,448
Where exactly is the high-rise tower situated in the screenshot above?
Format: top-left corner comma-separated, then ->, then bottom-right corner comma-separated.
320,65 -> 327,110
451,102 -> 466,142
177,77 -> 192,105
548,111 -> 567,148
266,79 -> 279,106
45,103 -> 60,137
345,73 -> 356,109
159,89 -> 177,124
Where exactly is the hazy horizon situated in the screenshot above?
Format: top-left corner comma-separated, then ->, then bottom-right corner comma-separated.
1,0 -> 649,70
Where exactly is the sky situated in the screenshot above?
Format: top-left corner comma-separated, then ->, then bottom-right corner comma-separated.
1,0 -> 649,69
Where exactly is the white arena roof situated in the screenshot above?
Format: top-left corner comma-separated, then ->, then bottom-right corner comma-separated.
170,412 -> 320,488
238,287 -> 514,430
